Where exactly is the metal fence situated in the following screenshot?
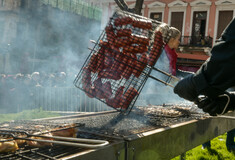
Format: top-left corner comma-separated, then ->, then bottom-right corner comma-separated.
14,87 -> 113,113
39,0 -> 102,21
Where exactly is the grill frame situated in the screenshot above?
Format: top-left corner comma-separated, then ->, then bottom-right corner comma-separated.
1,109 -> 235,160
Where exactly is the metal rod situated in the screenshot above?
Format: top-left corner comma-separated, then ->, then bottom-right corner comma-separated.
148,75 -> 174,88
152,67 -> 179,81
15,137 -> 109,148
215,115 -> 235,120
31,134 -> 109,144
0,131 -> 109,149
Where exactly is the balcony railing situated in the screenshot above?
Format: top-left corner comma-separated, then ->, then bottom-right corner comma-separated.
180,36 -> 213,48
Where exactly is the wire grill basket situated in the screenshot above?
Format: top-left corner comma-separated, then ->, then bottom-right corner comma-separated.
74,10 -> 173,114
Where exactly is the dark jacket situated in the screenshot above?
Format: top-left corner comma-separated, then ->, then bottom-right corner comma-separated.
193,18 -> 235,95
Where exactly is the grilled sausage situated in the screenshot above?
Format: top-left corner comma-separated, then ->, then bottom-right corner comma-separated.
132,19 -> 152,30
111,52 -> 124,72
116,29 -> 132,37
105,25 -> 117,46
81,67 -> 91,86
117,52 -> 131,73
102,81 -> 113,99
148,31 -> 164,66
115,37 -> 132,47
133,53 -> 148,78
104,53 -> 113,69
122,54 -> 136,79
98,69 -> 121,80
119,87 -> 139,109
93,78 -> 106,99
87,53 -> 98,73
130,34 -> 150,46
114,17 -> 133,26
96,51 -> 105,73
106,86 -> 125,108
123,44 -> 148,54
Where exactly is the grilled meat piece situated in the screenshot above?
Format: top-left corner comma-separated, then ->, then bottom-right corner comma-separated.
0,140 -> 19,153
52,127 -> 78,138
26,132 -> 53,148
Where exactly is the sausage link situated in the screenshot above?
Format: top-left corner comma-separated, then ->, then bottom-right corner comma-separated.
132,19 -> 152,30
122,54 -> 136,79
148,31 -> 164,66
119,87 -> 139,109
133,53 -> 148,78
102,81 -> 113,99
116,29 -> 132,37
93,78 -> 106,99
106,86 -> 125,108
123,44 -> 148,54
98,69 -> 121,80
114,17 -> 133,26
130,34 -> 150,46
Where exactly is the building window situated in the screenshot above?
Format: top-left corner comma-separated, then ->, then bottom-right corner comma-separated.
150,12 -> 162,22
170,12 -> 184,33
192,12 -> 207,37
217,10 -> 233,39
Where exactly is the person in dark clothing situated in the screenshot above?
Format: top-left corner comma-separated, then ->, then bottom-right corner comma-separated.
174,17 -> 235,116
174,18 -> 235,152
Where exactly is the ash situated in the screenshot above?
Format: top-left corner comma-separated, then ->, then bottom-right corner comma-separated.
51,104 -> 208,137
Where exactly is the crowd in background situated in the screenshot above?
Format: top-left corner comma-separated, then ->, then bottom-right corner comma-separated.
0,71 -> 77,113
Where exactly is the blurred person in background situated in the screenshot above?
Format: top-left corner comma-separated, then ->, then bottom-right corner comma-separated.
31,72 -> 42,87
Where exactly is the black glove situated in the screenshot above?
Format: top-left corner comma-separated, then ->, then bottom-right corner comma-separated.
174,75 -> 198,101
196,92 -> 235,116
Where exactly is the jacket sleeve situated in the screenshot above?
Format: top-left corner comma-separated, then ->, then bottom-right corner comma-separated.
193,18 -> 235,95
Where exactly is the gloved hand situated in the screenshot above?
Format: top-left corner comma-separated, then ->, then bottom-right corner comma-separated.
173,75 -> 198,101
196,92 -> 235,116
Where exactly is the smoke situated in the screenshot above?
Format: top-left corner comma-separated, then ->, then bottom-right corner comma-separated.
0,4 -> 106,114
137,49 -> 190,106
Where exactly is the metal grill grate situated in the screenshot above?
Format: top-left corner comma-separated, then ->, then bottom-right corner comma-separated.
74,10 -> 168,113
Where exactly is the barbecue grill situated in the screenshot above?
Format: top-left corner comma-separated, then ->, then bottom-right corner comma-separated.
74,10 -> 179,113
1,106 -> 234,160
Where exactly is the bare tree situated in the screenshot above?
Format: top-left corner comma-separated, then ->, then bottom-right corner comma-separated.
114,0 -> 144,15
